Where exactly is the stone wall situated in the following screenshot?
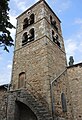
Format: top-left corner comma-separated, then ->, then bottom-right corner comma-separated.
52,71 -> 73,120
11,37 -> 50,106
67,63 -> 82,120
0,86 -> 7,120
15,0 -> 46,50
10,1 -> 73,119
15,0 -> 64,51
11,0 -> 67,108
11,36 -> 68,112
7,89 -> 52,120
0,1 -> 82,120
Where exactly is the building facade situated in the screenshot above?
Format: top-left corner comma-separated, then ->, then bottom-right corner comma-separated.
0,85 -> 8,120
0,0 -> 82,120
67,63 -> 82,120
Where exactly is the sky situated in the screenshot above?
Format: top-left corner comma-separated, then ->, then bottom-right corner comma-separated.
0,0 -> 82,85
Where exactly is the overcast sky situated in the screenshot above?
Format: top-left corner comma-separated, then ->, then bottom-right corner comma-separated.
0,0 -> 82,85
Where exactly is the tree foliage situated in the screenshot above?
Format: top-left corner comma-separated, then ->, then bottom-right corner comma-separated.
0,0 -> 15,52
69,56 -> 74,66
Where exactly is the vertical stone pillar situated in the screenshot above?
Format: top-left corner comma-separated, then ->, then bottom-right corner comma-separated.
7,93 -> 16,120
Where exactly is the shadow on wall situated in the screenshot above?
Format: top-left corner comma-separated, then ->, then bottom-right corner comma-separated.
15,100 -> 37,120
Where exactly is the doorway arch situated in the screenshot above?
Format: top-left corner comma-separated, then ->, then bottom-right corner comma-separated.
15,100 -> 37,120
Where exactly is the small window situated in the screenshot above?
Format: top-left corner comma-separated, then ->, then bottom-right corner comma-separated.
50,16 -> 56,25
61,93 -> 67,112
52,30 -> 54,35
50,16 -> 58,32
22,32 -> 28,46
23,14 -> 34,30
23,18 -> 28,29
18,72 -> 25,88
55,35 -> 61,48
50,15 -> 52,24
52,31 -> 61,48
30,14 -> 34,25
28,28 -> 34,42
52,30 -> 55,41
52,20 -> 56,26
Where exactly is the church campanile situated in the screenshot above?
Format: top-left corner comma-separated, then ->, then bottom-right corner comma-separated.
7,0 -> 72,120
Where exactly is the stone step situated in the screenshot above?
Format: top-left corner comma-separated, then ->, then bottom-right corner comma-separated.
19,89 -> 53,120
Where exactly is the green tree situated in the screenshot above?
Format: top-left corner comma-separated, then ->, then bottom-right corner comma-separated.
69,56 -> 74,66
0,0 -> 15,52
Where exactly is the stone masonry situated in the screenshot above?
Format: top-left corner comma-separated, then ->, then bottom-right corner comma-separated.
0,85 -> 8,120
0,0 -> 82,120
67,63 -> 82,120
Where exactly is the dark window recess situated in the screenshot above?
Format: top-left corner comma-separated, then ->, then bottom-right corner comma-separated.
52,31 -> 61,48
52,30 -> 54,36
50,16 -> 52,24
50,16 -> 58,32
61,93 -> 67,112
22,32 -> 28,46
30,14 -> 34,25
23,18 -> 28,29
28,28 -> 34,42
18,72 -> 25,88
22,28 -> 35,46
23,14 -> 34,29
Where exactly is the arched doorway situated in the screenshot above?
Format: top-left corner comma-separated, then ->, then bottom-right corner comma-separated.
15,101 -> 37,120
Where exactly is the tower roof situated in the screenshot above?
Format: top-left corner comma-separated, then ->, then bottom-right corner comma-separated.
17,0 -> 61,22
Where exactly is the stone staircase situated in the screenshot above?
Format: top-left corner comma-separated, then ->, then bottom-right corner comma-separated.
15,88 -> 53,120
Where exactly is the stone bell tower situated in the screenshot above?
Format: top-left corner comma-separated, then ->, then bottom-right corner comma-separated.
7,0 -> 72,120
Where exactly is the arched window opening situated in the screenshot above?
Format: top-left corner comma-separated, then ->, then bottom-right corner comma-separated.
52,30 -> 54,36
52,31 -> 61,48
50,15 -> 52,24
28,28 -> 34,42
22,32 -> 28,46
52,20 -> 56,26
61,93 -> 67,112
23,18 -> 28,29
23,14 -> 34,30
30,14 -> 34,25
52,30 -> 55,41
55,34 -> 61,48
22,29 -> 35,46
50,16 -> 58,32
18,72 -> 25,88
